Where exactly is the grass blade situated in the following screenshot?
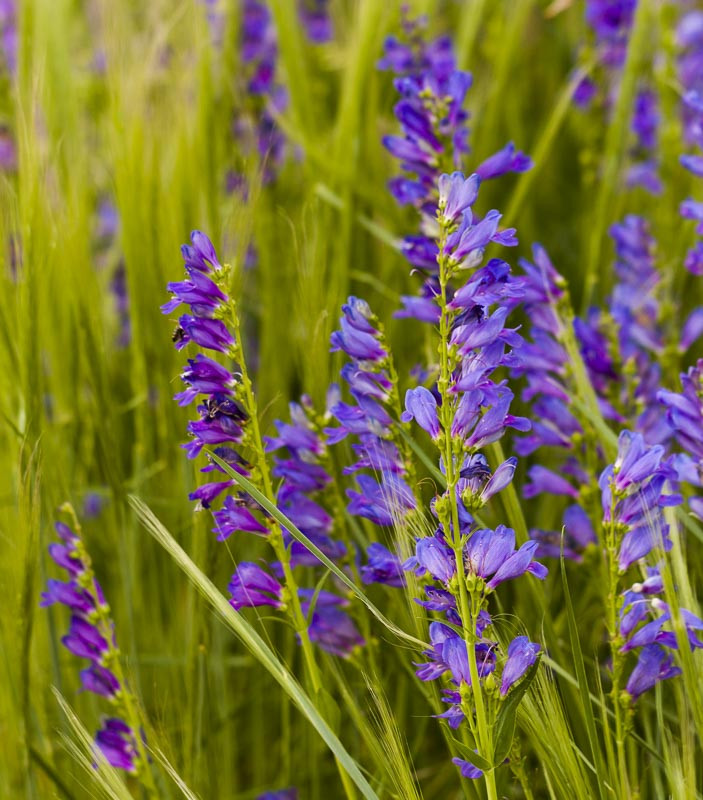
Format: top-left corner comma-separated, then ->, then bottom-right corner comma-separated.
129,495 -> 379,800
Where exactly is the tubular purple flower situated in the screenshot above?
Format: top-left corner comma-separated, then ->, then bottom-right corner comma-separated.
361,543 -> 405,587
523,465 -> 579,500
487,540 -> 547,590
401,386 -> 440,439
213,496 -> 269,540
500,636 -> 540,696
80,664 -> 121,699
416,535 -> 456,583
62,615 -> 110,663
625,645 -> 681,700
228,563 -> 284,611
438,172 -> 480,224
175,315 -> 235,353
480,457 -> 517,503
475,142 -> 532,181
95,719 -> 138,772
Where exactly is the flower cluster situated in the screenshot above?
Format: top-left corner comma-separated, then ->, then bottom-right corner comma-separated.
41,514 -> 146,773
620,566 -> 703,700
658,359 -> 703,519
574,1 -> 660,192
163,230 -> 251,514
678,18 -> 703,276
379,12 -> 530,323
166,232 -> 365,659
234,0 -> 287,184
400,171 -> 544,783
599,430 -> 681,572
327,297 -> 416,530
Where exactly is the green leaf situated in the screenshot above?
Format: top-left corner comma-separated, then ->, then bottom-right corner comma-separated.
493,655 -> 541,766
448,738 -> 492,773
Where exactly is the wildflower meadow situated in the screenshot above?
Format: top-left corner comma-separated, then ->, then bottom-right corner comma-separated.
2,1 -> 703,798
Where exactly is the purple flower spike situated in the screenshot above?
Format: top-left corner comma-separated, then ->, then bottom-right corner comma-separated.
500,636 -> 540,696
228,563 -> 284,611
401,386 -> 440,439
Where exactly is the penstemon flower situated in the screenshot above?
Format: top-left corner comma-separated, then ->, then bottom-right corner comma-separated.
326,296 -> 417,531
234,0 -> 288,184
165,231 -> 364,662
41,507 -> 154,785
379,11 -> 530,324
297,0 -> 332,44
618,565 -> 703,700
401,171 -> 544,795
598,430 -> 683,789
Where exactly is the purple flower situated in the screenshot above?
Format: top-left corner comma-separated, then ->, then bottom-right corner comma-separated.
438,172 -> 480,223
62,615 -> 109,663
464,525 -> 547,589
452,757 -> 483,780
625,645 -> 681,700
500,636 -> 540,696
475,142 -> 532,181
95,719 -> 138,772
401,386 -> 440,439
415,535 -> 456,584
213,496 -> 269,540
175,315 -> 234,353
40,580 -> 95,616
523,465 -> 578,500
346,473 -> 416,527
80,664 -> 121,699
228,563 -> 284,611
307,604 -> 365,657
176,355 -> 237,406
361,543 -> 405,587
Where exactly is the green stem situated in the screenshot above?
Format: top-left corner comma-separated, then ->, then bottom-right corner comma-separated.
436,233 -> 498,800
604,499 -> 629,799
227,298 -> 358,797
62,506 -> 158,797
